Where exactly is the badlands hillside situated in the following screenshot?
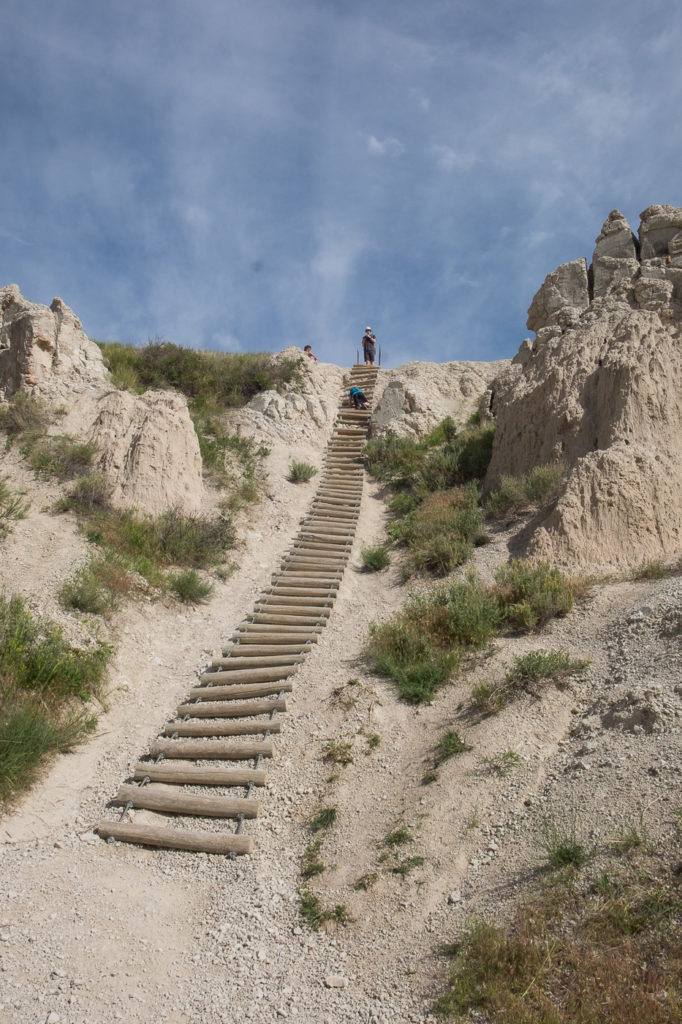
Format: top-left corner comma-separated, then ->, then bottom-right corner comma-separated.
0,204 -> 681,1024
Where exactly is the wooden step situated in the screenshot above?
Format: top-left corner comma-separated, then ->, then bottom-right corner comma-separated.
148,738 -> 274,760
189,681 -> 294,701
208,655 -> 304,669
132,762 -> 268,786
248,612 -> 329,626
114,783 -> 261,819
199,666 -> 295,685
162,718 -> 280,738
98,819 -> 254,855
176,697 -> 287,718
254,604 -> 332,618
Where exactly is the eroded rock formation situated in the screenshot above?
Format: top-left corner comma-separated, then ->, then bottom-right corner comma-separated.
0,284 -> 107,398
486,205 -> 682,570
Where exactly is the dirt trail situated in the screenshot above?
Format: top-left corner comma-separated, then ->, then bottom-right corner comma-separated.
2,423 -> 682,1022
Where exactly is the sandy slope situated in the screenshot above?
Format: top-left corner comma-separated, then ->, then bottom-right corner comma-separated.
1,416 -> 681,1023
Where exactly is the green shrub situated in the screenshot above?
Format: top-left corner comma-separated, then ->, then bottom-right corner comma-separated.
631,559 -> 668,580
59,552 -> 134,615
434,729 -> 472,764
537,813 -> 591,869
97,339 -> 301,408
288,460 -> 318,483
361,545 -> 390,571
470,680 -> 506,715
167,569 -> 215,604
0,393 -> 50,438
24,435 -> 97,479
57,471 -> 113,513
505,648 -> 589,687
398,487 -> 486,578
301,839 -> 325,879
481,750 -> 522,776
368,561 -> 576,703
486,463 -> 567,519
0,594 -> 112,804
87,506 -> 235,573
493,560 -> 574,630
0,477 -> 29,538
311,807 -> 337,832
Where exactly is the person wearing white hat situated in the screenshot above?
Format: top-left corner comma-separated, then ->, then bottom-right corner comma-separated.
362,326 -> 376,366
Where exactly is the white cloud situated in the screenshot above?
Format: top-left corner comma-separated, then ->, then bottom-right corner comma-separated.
367,135 -> 405,157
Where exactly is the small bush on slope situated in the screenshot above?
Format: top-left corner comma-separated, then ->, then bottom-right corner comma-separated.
369,561 -> 576,703
0,595 -> 112,805
364,418 -> 494,578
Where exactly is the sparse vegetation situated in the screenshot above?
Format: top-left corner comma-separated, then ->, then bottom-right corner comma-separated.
437,841 -> 682,1024
382,826 -> 412,848
631,558 -> 668,580
0,594 -> 112,805
353,872 -> 379,891
363,417 -> 494,578
470,680 -> 506,716
506,648 -> 590,686
360,545 -> 390,571
392,855 -> 425,877
481,750 -> 522,776
0,393 -> 50,439
0,477 -> 29,538
301,839 -> 326,879
311,807 -> 337,832
298,890 -> 352,930
486,462 -> 568,519
97,339 -> 301,407
435,729 -> 472,763
59,551 -> 136,615
322,739 -> 354,765
288,460 -> 317,483
24,435 -> 97,479
167,568 -> 215,604
369,561 -> 578,703
536,811 -> 591,869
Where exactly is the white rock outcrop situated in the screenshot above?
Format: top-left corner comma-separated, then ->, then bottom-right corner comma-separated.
0,284 -> 106,398
485,205 -> 682,571
89,390 -> 204,515
370,360 -> 508,437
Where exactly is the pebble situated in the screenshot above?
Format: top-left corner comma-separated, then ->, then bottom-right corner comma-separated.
324,975 -> 349,989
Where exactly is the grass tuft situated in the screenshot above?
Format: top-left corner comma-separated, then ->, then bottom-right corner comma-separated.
167,569 -> 214,604
0,594 -> 112,805
288,460 -> 317,483
360,545 -> 391,571
481,750 -> 522,777
486,462 -> 567,519
0,477 -> 30,538
311,807 -> 337,832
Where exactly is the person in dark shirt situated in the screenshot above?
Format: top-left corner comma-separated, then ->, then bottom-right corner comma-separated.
362,327 -> 376,366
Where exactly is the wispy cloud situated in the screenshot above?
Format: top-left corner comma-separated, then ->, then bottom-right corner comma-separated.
0,0 -> 681,366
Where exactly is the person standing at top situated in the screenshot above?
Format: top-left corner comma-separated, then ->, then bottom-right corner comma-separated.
303,344 -> 318,362
362,326 -> 376,366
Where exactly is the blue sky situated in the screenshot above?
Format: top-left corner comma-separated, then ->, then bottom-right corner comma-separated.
1,0 -> 681,368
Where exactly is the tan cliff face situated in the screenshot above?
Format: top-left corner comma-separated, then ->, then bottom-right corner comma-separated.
485,205 -> 682,571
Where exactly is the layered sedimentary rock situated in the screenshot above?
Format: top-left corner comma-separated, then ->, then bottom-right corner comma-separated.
0,284 -> 106,398
485,205 -> 682,570
89,390 -> 204,515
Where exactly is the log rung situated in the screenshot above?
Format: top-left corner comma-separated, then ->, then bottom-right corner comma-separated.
189,681 -> 294,700
162,718 -> 281,737
98,819 -> 254,855
176,697 -> 287,718
148,738 -> 274,760
114,783 -> 261,819
132,762 -> 268,786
